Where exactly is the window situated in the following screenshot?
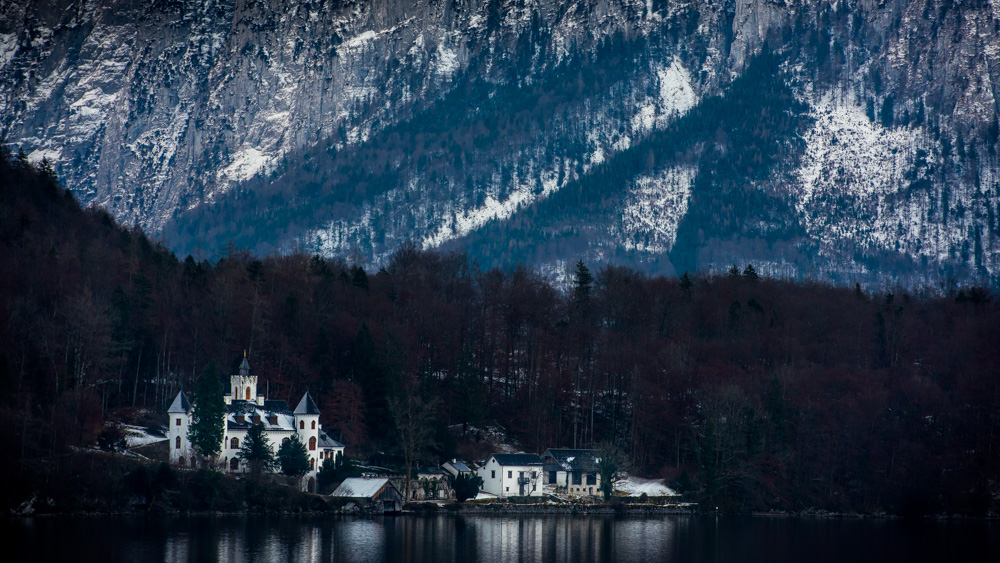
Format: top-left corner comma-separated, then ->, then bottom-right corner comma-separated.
507,471 -> 512,478
310,458 -> 315,470
549,471 -> 556,484
230,437 -> 239,449
175,418 -> 181,426
268,415 -> 277,425
587,474 -> 596,485
252,415 -> 260,424
311,420 -> 316,429
175,436 -> 181,449
491,471 -> 495,479
230,458 -> 239,471
531,471 -> 537,479
309,437 -> 316,451
572,472 -> 581,485
179,456 -> 185,466
300,421 -> 304,429
245,386 -> 251,400
233,387 -> 238,397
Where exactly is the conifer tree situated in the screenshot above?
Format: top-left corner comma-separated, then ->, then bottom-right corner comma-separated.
189,362 -> 225,466
277,434 -> 310,478
238,422 -> 275,479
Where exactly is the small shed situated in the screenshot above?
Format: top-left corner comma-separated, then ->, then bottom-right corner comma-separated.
331,478 -> 403,513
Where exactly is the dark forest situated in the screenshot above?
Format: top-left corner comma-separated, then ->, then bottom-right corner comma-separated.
2,147 -> 998,516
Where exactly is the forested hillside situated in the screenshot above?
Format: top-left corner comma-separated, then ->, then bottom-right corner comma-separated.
2,149 -> 999,515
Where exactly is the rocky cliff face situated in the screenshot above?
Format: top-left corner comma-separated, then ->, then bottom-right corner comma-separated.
2,0 -> 999,286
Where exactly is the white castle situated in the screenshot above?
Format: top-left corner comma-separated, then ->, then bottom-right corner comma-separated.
167,355 -> 344,490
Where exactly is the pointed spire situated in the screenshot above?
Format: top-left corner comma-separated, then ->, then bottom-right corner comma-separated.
167,390 -> 192,413
294,392 -> 321,415
239,352 -> 250,376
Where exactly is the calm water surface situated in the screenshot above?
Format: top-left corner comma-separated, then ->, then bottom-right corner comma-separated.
7,514 -> 999,562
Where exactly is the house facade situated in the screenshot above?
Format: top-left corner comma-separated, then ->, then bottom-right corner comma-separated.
541,448 -> 602,496
478,453 -> 544,497
167,356 -> 344,488
331,477 -> 403,513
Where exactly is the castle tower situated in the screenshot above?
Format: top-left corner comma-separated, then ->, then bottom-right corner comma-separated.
294,392 -> 322,472
229,352 -> 260,404
167,390 -> 193,466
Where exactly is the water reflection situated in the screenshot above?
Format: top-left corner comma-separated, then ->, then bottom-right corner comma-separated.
8,514 -> 1000,563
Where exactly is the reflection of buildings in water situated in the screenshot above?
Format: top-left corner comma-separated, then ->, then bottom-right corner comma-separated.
471,516 -> 678,562
159,515 -> 678,563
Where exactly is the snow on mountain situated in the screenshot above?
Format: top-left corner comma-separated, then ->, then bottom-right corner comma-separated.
2,0 -> 998,284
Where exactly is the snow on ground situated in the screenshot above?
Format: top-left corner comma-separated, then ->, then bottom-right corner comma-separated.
474,491 -> 499,501
617,475 -> 677,497
620,165 -> 697,253
123,424 -> 167,448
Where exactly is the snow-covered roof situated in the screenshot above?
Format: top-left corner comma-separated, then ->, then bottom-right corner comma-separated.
225,406 -> 296,431
331,477 -> 393,498
293,392 -> 321,415
167,391 -> 192,413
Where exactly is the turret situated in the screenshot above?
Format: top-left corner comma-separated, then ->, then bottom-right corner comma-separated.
294,392 -> 322,471
229,352 -> 262,405
167,391 -> 193,466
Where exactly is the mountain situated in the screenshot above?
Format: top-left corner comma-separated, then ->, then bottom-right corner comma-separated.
3,0 -> 999,286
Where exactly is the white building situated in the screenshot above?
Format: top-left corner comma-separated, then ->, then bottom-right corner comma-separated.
167,355 -> 344,490
478,453 -> 544,497
541,448 -> 602,496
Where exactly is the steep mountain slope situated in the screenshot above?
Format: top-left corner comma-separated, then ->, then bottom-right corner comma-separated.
2,0 -> 999,285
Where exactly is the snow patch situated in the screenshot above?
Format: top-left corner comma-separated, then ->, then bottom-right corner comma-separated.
219,147 -> 271,182
0,33 -> 18,71
123,424 -> 168,448
617,475 -> 677,497
434,42 -> 459,77
620,165 -> 697,253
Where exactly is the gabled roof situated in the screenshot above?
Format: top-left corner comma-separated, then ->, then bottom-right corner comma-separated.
331,477 -> 395,499
542,448 -> 601,473
490,453 -> 543,466
443,460 -> 472,473
318,431 -> 344,449
167,391 -> 192,413
293,392 -> 321,415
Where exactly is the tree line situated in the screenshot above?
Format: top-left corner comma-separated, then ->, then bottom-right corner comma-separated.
1,148 -> 998,515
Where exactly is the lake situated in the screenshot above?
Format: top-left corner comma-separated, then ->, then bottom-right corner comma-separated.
7,514 -> 999,562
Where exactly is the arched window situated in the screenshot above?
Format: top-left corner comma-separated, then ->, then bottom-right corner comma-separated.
230,437 -> 239,449
233,387 -> 237,397
179,456 -> 185,466
230,458 -> 239,471
175,436 -> 181,449
311,420 -> 316,429
310,458 -> 315,470
282,437 -> 289,444
300,421 -> 304,429
309,437 -> 316,451
245,386 -> 251,400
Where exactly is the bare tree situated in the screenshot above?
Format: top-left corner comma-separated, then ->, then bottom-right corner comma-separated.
389,393 -> 439,501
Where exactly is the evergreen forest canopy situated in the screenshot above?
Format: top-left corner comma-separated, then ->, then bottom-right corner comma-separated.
1,148 -> 999,515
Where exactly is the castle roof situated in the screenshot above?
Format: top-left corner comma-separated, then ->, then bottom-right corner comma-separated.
293,392 -> 321,415
167,391 -> 192,413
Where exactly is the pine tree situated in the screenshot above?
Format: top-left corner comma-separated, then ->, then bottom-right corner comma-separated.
188,362 -> 225,466
277,434 -> 310,478
572,260 -> 594,306
238,422 -> 275,479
